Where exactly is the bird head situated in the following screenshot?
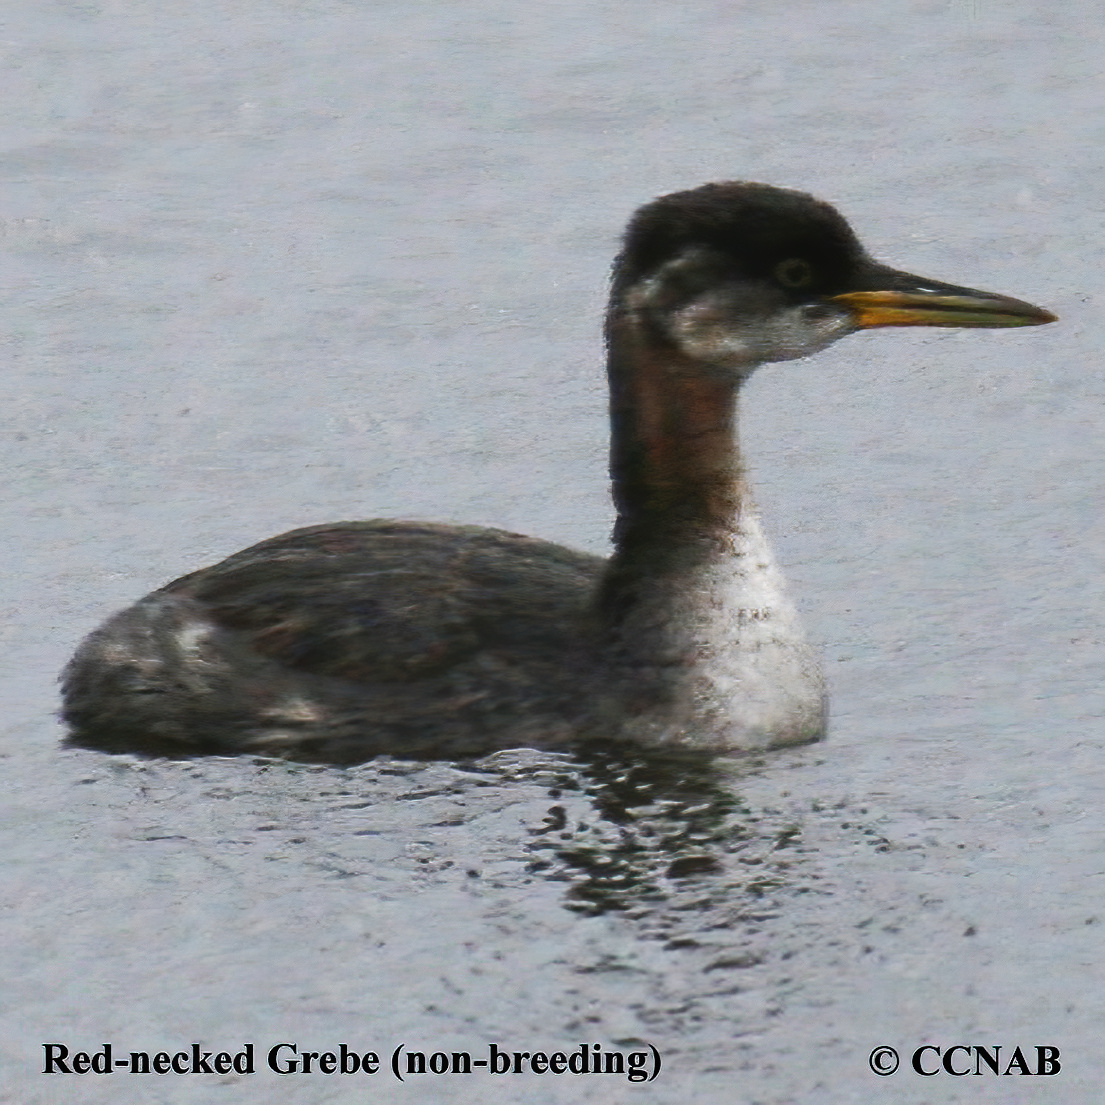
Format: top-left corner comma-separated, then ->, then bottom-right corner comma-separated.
611,182 -> 1056,376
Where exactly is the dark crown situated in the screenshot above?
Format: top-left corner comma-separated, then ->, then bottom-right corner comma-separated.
613,182 -> 867,295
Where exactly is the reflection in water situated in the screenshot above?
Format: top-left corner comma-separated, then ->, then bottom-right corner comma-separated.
61,731 -> 812,933
517,744 -> 805,919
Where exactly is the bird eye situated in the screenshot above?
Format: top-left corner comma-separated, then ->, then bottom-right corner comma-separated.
774,258 -> 814,289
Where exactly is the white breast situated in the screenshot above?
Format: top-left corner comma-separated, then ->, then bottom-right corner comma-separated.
609,510 -> 826,751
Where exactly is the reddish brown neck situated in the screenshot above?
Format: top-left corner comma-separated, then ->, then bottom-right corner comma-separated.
605,312 -> 746,562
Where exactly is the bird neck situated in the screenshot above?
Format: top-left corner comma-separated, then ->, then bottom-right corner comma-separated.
595,301 -> 824,749
604,310 -> 749,570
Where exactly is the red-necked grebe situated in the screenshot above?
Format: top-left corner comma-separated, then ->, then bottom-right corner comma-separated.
62,182 -> 1056,762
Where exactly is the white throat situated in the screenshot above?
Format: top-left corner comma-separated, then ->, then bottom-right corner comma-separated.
607,507 -> 825,751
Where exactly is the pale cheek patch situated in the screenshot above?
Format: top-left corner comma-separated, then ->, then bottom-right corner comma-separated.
625,249 -> 854,370
668,298 -> 853,368
665,297 -> 761,370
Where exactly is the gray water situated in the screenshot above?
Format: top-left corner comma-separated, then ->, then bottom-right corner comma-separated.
2,2 -> 1102,1101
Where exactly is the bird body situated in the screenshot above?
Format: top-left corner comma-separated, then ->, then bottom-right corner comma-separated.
62,183 -> 1055,762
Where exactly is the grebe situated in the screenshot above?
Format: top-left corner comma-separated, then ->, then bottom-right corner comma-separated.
62,183 -> 1056,762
